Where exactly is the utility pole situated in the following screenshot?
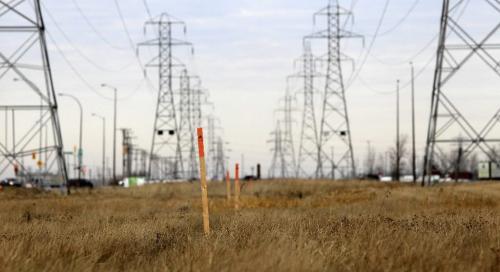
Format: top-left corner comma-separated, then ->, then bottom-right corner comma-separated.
59,93 -> 83,180
0,0 -> 68,191
92,114 -> 106,186
410,62 -> 417,183
422,0 -> 500,186
396,80 -> 400,182
139,14 -> 192,180
101,84 -> 117,184
306,0 -> 362,179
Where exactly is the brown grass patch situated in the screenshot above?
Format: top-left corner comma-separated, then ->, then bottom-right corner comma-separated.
1,180 -> 500,271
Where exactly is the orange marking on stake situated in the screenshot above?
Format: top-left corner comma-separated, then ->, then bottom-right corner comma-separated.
234,163 -> 240,210
197,128 -> 205,158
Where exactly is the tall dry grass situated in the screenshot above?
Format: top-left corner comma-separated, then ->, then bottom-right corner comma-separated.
1,180 -> 500,271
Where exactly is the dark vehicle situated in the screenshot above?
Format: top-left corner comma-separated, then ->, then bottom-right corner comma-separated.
243,175 -> 258,181
2,178 -> 22,187
67,179 -> 94,189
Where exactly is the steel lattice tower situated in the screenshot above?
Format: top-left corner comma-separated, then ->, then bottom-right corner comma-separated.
120,128 -> 133,178
274,90 -> 296,179
189,79 -> 203,180
423,0 -> 500,185
268,121 -> 286,178
139,14 -> 191,180
295,41 -> 320,178
213,137 -> 226,181
178,69 -> 201,180
206,115 -> 218,180
0,0 -> 68,187
306,0 -> 361,179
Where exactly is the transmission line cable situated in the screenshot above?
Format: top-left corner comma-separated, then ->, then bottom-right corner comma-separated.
345,0 -> 391,89
113,0 -> 157,95
368,0 -> 421,37
366,0 -> 469,66
142,0 -> 153,20
71,0 -> 129,50
359,0 -> 472,95
47,32 -> 146,102
41,3 -> 134,73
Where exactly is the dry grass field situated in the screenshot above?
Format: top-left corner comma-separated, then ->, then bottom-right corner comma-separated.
1,180 -> 500,271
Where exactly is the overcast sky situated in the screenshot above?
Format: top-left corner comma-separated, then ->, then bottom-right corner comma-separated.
7,0 -> 498,177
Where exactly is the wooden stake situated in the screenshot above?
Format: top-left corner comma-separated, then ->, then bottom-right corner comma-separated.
234,163 -> 240,210
197,128 -> 210,235
225,170 -> 231,201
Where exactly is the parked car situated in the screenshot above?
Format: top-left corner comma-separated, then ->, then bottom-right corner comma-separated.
2,178 -> 22,187
67,179 -> 94,189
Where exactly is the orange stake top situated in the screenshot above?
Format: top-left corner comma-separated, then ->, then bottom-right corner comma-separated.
235,163 -> 239,180
197,128 -> 205,158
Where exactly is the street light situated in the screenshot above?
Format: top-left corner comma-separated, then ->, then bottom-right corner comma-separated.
92,113 -> 106,186
410,62 -> 417,184
58,93 -> 83,180
101,83 -> 117,184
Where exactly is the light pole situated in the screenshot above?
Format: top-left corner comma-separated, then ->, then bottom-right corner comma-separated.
58,93 -> 83,180
396,80 -> 401,182
101,83 -> 117,184
92,113 -> 106,186
410,62 -> 417,184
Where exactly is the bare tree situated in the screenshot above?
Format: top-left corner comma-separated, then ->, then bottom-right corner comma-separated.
467,153 -> 478,178
388,135 -> 409,181
375,153 -> 386,176
364,142 -> 376,175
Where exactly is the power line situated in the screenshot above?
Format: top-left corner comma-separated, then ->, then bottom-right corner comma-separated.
113,0 -> 139,55
369,0 -> 421,37
71,0 -> 128,50
345,0 -> 391,89
358,52 -> 435,96
112,0 -> 157,96
41,3 -> 133,73
47,32 -> 146,102
366,0 -> 470,67
368,35 -> 437,66
142,0 -> 153,20
357,0 -> 472,95
46,32 -> 110,100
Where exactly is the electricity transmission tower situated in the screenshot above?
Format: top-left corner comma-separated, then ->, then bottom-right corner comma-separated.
0,0 -> 68,187
274,90 -> 297,178
422,0 -> 500,185
139,13 -> 192,180
189,78 -> 203,180
306,0 -> 361,179
295,41 -> 320,178
268,121 -> 287,178
206,115 -> 224,180
213,137 -> 226,181
178,69 -> 198,180
120,128 -> 133,179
